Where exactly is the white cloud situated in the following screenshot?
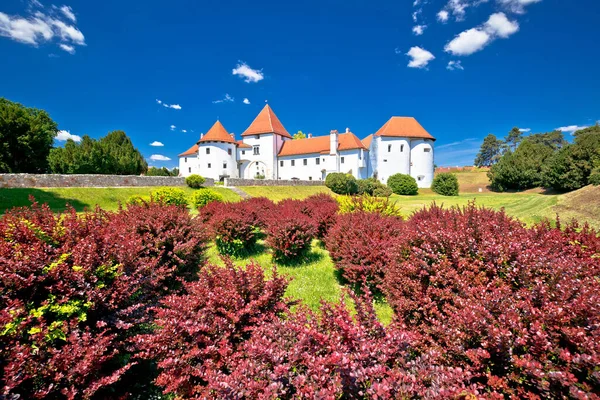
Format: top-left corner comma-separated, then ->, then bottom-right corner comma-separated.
497,0 -> 542,14
213,93 -> 234,104
55,130 -> 81,142
156,99 -> 181,110
59,5 -> 75,22
556,125 -> 588,134
412,25 -> 426,35
232,62 -> 264,83
484,12 -> 519,38
0,12 -> 53,45
444,12 -> 518,56
181,129 -> 187,133
412,11 -> 420,22
519,128 -> 531,132
243,98 -> 250,105
437,10 -> 449,22
59,42 -> 74,54
447,60 -> 464,70
405,46 -> 435,69
149,154 -> 171,161
169,124 -> 176,130
150,141 -> 164,147
49,17 -> 84,44
436,138 -> 477,149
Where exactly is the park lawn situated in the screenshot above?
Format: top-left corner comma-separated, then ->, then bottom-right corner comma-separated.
205,240 -> 394,325
0,186 -> 240,214
241,185 -> 333,202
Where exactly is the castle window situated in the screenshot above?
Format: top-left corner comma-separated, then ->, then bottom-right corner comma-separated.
424,148 -> 431,153
242,150 -> 245,155
280,160 -> 284,167
316,158 -> 320,165
256,135 -> 260,139
228,149 -> 232,155
184,157 -> 187,163
188,167 -> 191,173
418,175 -> 424,181
206,148 -> 210,155
291,160 -> 295,167
388,145 -> 392,152
253,146 -> 260,155
303,159 -> 307,166
400,144 -> 404,152
341,157 -> 345,164
383,159 -> 387,162
208,163 -> 211,168
309,177 -> 312,180
223,163 -> 227,169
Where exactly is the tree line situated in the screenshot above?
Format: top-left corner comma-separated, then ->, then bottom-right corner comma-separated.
0,98 -> 150,175
474,126 -> 600,192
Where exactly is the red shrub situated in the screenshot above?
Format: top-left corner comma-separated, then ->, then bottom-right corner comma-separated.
265,202 -> 317,262
204,291 -> 478,399
0,200 -> 209,399
241,196 -> 275,229
134,260 -> 290,398
384,203 -> 600,398
326,210 -> 404,289
301,193 -> 339,239
203,201 -> 260,256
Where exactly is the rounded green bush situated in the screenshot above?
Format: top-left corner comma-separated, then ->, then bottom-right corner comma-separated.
372,186 -> 392,197
151,187 -> 188,207
325,173 -> 358,195
126,194 -> 151,206
191,189 -> 224,209
185,174 -> 206,189
387,173 -> 418,195
431,173 -> 459,196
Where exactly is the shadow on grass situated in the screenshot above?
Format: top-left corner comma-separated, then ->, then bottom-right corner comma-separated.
0,188 -> 88,214
275,248 -> 325,267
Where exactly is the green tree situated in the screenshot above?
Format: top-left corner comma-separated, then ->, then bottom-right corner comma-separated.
147,167 -> 171,176
48,131 -> 147,175
527,130 -> 567,151
0,98 -> 57,173
293,130 -> 307,140
387,173 -> 418,195
474,134 -> 503,167
171,167 -> 179,176
431,173 -> 459,196
504,127 -> 523,151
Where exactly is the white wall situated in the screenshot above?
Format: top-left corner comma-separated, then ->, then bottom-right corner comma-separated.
373,137 -> 411,183
179,155 -> 199,177
278,153 -> 327,181
197,142 -> 237,181
410,139 -> 434,188
240,134 -> 281,179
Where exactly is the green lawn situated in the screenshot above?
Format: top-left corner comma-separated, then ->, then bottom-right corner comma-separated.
0,186 -> 240,214
241,185 -> 332,202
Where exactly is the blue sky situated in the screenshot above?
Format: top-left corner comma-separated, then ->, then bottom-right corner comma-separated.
1,0 -> 598,168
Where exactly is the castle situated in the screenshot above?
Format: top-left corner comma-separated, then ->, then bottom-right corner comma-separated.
178,105 -> 435,188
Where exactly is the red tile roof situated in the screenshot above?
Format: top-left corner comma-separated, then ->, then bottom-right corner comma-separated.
242,105 -> 292,138
179,144 -> 198,157
374,117 -> 435,141
236,140 -> 252,149
198,120 -> 236,144
362,134 -> 373,149
278,132 -> 367,157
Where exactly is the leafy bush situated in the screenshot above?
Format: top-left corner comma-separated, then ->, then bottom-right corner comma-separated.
326,210 -> 404,289
126,194 -> 150,206
489,140 -> 554,191
265,202 -> 317,262
325,172 -> 358,195
207,202 -> 259,256
387,173 -> 418,195
150,187 -> 188,207
134,260 -> 290,398
0,201 -> 208,398
190,188 -> 223,209
384,203 -> 600,398
336,195 -> 402,217
431,173 -> 459,196
185,174 -> 205,188
300,193 -> 339,239
372,185 -> 392,197
240,197 -> 275,229
590,167 -> 600,186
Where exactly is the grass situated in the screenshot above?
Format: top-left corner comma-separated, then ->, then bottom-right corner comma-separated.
0,186 -> 240,214
241,185 -> 333,202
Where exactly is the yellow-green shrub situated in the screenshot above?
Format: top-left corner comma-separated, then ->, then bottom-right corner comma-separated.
336,195 -> 402,217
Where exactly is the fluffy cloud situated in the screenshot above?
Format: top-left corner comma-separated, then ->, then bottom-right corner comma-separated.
150,141 -> 164,147
519,128 -> 531,132
497,0 -> 542,14
181,129 -> 187,133
445,12 -> 518,56
405,46 -> 435,69
156,99 -> 181,110
170,124 -> 176,130
213,93 -> 234,104
437,10 -> 449,22
556,125 -> 588,134
0,5 -> 85,53
447,60 -> 464,70
243,98 -> 250,105
412,25 -> 426,35
232,62 -> 264,83
55,130 -> 81,142
149,154 -> 171,161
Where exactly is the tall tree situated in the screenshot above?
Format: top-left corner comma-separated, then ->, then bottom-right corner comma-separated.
504,127 -> 523,151
0,98 -> 57,173
293,130 -> 306,140
474,134 -> 503,167
527,130 -> 567,151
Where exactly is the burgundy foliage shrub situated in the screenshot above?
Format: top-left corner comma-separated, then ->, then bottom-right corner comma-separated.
0,200 -> 208,399
300,193 -> 339,239
206,201 -> 259,256
265,201 -> 317,262
384,203 -> 600,398
326,210 -> 404,289
241,196 -> 275,229
134,260 -> 290,398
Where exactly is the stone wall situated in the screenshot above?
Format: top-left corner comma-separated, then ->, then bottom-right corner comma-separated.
0,174 -> 214,188
224,178 -> 324,187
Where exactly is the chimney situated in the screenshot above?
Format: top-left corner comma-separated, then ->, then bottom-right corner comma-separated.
330,130 -> 338,155
308,133 -> 312,139
200,133 -> 204,139
346,127 -> 350,133
230,133 -> 235,139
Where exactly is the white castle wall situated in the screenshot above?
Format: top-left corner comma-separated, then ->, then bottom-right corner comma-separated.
278,153 -> 326,181
409,139 -> 434,188
374,137 -> 411,183
197,142 -> 238,181
240,133 -> 285,179
179,154 -> 200,177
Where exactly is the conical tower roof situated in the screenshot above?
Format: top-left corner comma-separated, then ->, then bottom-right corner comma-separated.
242,104 -> 291,138
198,120 -> 236,144
374,117 -> 435,140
